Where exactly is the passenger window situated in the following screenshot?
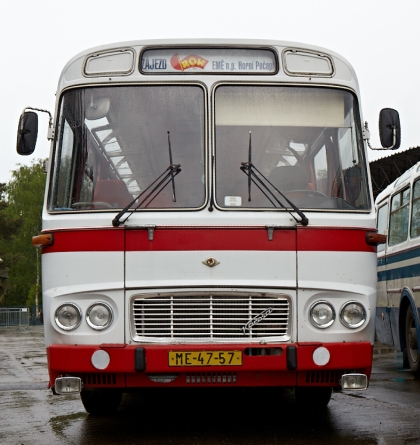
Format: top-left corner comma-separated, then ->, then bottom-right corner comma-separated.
377,203 -> 388,252
410,180 -> 420,238
388,188 -> 410,246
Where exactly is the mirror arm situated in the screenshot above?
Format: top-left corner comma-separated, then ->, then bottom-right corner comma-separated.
364,121 -> 398,150
21,107 -> 55,140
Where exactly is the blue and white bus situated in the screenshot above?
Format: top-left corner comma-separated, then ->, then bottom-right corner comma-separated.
376,164 -> 420,376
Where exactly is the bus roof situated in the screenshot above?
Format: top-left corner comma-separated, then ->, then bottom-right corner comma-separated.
57,39 -> 359,95
375,161 -> 420,204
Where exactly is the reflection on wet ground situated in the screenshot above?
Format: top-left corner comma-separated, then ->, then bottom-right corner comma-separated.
0,326 -> 419,445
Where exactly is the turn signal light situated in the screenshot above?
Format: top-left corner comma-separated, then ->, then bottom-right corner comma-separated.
32,233 -> 54,248
366,232 -> 386,246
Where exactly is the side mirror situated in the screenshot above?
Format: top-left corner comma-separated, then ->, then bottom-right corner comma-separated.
17,111 -> 38,155
379,108 -> 400,150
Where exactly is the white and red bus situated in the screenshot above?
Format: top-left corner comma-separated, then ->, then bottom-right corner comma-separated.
17,39 -> 400,414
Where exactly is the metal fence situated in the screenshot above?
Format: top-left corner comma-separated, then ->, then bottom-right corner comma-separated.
0,306 -> 43,327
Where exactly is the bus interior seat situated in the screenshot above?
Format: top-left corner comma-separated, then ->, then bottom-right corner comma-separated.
268,165 -> 310,191
93,179 -> 133,209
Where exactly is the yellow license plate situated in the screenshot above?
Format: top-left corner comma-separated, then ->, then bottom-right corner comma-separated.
168,351 -> 242,367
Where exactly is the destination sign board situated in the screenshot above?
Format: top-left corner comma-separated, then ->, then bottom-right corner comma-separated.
141,48 -> 277,74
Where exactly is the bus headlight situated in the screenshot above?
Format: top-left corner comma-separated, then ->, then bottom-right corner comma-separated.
340,301 -> 366,329
309,301 -> 335,328
86,302 -> 113,330
55,303 -> 82,331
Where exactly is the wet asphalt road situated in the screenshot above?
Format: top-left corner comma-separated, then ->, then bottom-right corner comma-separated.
0,326 -> 419,445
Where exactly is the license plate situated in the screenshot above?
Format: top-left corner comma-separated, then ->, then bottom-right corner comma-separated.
168,351 -> 242,367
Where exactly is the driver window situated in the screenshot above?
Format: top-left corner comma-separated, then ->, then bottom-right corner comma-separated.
50,118 -> 75,209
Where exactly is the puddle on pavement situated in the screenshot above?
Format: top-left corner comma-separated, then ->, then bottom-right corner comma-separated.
50,411 -> 87,437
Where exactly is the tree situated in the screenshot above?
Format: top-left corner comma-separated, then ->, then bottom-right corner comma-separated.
0,183 -> 21,303
0,161 -> 46,307
0,183 -> 21,241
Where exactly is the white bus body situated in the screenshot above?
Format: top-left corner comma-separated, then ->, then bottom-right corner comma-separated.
376,163 -> 420,376
20,39 -> 387,412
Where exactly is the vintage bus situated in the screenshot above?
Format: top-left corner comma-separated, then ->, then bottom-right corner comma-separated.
17,39 -> 400,414
376,164 -> 420,376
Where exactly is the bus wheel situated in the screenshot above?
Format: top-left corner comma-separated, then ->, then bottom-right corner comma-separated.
402,350 -> 409,368
80,389 -> 122,415
295,387 -> 332,409
405,306 -> 420,377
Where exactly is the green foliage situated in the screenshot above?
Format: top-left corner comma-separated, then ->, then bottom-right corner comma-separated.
0,160 -> 46,307
0,183 -> 22,243
26,283 -> 41,307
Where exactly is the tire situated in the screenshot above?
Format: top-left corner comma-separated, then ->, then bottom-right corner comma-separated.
80,389 -> 122,415
405,305 -> 420,377
402,350 -> 409,369
295,387 -> 332,409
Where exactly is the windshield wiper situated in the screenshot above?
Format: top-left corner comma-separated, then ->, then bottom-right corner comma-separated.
112,131 -> 181,227
240,131 -> 309,226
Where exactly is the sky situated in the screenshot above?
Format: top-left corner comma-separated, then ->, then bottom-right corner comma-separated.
1,0 -> 419,183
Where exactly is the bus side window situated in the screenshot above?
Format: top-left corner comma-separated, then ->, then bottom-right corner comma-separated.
388,188 -> 410,246
377,203 -> 388,252
410,180 -> 420,238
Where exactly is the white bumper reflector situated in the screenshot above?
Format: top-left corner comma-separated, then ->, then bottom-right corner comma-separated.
341,373 -> 368,390
91,350 -> 111,370
55,377 -> 82,394
313,347 -> 330,366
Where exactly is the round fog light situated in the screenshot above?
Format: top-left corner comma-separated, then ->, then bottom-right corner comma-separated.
55,303 -> 82,331
309,301 -> 335,329
340,301 -> 366,329
86,302 -> 113,330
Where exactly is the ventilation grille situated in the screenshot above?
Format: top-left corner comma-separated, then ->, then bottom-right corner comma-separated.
77,373 -> 117,385
306,371 -> 342,385
186,372 -> 237,384
132,294 -> 290,341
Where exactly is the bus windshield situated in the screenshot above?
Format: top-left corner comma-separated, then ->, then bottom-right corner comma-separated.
48,85 -> 206,211
215,86 -> 370,211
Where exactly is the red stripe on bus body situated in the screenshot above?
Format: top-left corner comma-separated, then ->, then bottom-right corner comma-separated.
41,227 -> 375,253
42,228 -> 125,254
126,228 -> 295,251
297,228 -> 376,253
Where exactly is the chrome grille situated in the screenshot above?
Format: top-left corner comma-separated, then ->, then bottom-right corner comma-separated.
132,293 -> 290,341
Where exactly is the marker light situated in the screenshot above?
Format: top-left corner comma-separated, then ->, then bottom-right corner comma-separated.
86,302 -> 113,330
340,301 -> 366,329
55,303 -> 82,331
309,301 -> 335,329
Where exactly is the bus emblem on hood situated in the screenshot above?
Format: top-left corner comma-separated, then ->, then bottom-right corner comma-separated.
202,257 -> 220,268
241,307 -> 273,334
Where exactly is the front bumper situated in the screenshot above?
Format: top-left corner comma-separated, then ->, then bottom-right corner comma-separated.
48,341 -> 373,389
